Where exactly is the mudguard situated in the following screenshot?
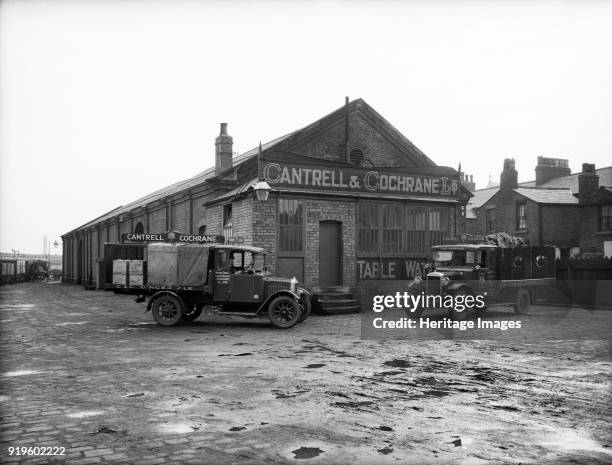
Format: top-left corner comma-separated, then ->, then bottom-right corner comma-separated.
146,290 -> 186,313
256,289 -> 304,315
445,283 -> 473,294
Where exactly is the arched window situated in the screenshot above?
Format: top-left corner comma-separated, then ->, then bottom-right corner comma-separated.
198,225 -> 207,235
134,222 -> 144,234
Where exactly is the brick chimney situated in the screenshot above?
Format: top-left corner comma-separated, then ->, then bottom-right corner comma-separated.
215,123 -> 233,175
535,156 -> 571,185
461,173 -> 476,193
500,158 -> 518,192
578,163 -> 598,201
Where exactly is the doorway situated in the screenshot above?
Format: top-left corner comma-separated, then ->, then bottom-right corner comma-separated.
319,221 -> 342,286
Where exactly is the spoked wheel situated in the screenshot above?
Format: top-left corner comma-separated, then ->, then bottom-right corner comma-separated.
182,304 -> 203,322
151,294 -> 183,327
514,288 -> 531,314
449,288 -> 472,321
268,296 -> 301,329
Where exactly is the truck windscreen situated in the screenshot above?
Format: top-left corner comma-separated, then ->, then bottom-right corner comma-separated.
433,250 -> 476,267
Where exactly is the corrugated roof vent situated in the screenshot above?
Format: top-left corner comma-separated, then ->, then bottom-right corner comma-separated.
349,147 -> 364,166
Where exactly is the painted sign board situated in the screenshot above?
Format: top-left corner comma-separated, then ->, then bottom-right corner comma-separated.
121,232 -> 225,244
261,160 -> 460,197
357,258 -> 427,280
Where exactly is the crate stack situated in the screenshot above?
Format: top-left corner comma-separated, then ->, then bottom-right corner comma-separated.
128,260 -> 147,286
112,260 -> 128,286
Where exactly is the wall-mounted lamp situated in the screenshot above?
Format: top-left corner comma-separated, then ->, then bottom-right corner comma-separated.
255,141 -> 271,202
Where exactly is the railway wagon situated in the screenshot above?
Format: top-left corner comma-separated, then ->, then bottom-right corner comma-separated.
0,259 -> 17,285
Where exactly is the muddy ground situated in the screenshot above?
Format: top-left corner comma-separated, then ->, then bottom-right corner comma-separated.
0,282 -> 611,464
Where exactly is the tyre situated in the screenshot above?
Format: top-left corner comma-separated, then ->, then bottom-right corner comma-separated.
450,288 -> 471,321
297,295 -> 311,323
151,294 -> 183,327
182,304 -> 203,322
514,288 -> 530,314
268,296 -> 300,329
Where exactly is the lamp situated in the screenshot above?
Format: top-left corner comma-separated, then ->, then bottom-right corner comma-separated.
254,140 -> 271,202
253,180 -> 271,201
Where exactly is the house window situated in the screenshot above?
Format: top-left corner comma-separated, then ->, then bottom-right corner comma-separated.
600,205 -> 612,231
357,203 -> 379,254
485,208 -> 496,233
516,203 -> 527,230
134,221 -> 144,234
223,204 -> 233,239
382,205 -> 403,255
198,225 -> 207,235
278,199 -> 303,251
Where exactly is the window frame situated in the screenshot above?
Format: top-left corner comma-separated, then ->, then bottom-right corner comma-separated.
277,198 -> 305,256
516,202 -> 527,230
599,204 -> 612,231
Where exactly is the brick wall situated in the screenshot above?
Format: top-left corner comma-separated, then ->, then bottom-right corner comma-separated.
579,205 -> 611,253
148,207 -> 166,232
304,198 -> 356,287
541,205 -> 580,248
172,200 -> 189,233
290,113 -> 418,167
232,197 -> 254,245
206,205 -> 223,236
252,197 -> 277,273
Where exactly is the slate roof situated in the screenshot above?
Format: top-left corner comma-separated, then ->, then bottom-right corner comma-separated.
514,187 -> 579,204
466,166 -> 612,218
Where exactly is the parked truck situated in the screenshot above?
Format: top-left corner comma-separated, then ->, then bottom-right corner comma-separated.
106,243 -> 311,328
409,234 -> 556,319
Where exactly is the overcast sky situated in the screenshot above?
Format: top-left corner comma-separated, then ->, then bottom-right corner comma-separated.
1,0 -> 611,254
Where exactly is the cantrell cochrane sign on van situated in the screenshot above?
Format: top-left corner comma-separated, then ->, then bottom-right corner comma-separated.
262,161 -> 459,197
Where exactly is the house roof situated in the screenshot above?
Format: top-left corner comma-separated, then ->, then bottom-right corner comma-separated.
514,187 -> 579,204
466,166 -> 612,218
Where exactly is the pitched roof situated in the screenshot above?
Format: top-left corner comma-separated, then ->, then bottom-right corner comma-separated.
514,187 -> 579,204
466,166 -> 612,217
64,98 -> 444,235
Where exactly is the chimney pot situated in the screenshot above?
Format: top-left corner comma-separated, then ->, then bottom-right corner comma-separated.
215,123 -> 233,175
220,122 -> 228,136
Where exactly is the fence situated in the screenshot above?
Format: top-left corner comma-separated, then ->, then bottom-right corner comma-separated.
555,256 -> 612,307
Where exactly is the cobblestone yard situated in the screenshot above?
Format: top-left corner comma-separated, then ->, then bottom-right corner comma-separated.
1,283 -> 611,464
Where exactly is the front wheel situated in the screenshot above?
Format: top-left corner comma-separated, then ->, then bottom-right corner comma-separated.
268,296 -> 300,329
151,294 -> 183,327
449,288 -> 472,321
182,304 -> 203,322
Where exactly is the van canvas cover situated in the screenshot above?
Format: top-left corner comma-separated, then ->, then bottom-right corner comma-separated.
147,243 -> 210,287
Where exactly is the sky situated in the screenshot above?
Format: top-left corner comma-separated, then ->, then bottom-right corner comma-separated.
1,0 -> 611,254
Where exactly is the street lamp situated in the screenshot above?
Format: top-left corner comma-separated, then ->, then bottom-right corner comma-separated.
254,141 -> 271,201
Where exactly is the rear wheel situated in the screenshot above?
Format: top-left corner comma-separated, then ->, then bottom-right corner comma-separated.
268,296 -> 300,329
514,288 -> 531,314
152,294 -> 183,327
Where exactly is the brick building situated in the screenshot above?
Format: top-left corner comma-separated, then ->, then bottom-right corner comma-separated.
62,98 -> 471,292
467,156 -> 612,256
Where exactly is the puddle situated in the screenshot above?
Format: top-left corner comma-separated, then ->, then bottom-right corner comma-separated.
3,369 -> 44,377
66,410 -> 105,419
0,395 -> 10,402
383,359 -> 411,368
126,392 -> 145,398
305,363 -> 326,369
0,304 -> 35,309
55,322 -> 87,326
540,428 -> 611,454
156,423 -> 195,434
292,447 -> 324,459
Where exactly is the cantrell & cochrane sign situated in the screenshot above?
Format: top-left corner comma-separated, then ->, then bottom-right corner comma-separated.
262,161 -> 459,197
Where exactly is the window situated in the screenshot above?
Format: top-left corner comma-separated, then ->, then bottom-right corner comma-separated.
600,205 -> 612,231
279,199 -> 303,251
198,225 -> 207,235
357,203 -> 379,254
134,222 -> 144,234
349,147 -> 365,166
516,203 -> 527,230
405,206 -> 427,254
223,204 -> 233,239
382,205 -> 403,254
485,208 -> 496,233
